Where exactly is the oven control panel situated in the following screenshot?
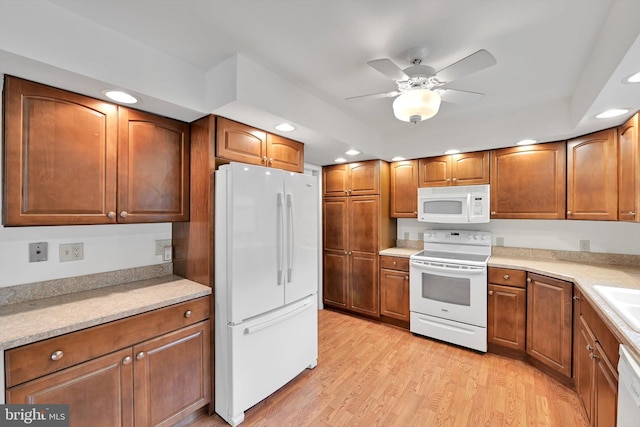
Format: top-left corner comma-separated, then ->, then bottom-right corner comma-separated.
423,230 -> 491,246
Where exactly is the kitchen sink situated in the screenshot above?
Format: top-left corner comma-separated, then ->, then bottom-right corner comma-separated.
592,285 -> 640,332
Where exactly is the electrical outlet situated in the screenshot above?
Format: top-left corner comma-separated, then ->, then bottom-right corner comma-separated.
403,232 -> 410,240
417,232 -> 424,241
580,240 -> 591,252
163,245 -> 173,261
496,237 -> 504,247
155,239 -> 172,256
60,242 -> 84,262
29,242 -> 48,262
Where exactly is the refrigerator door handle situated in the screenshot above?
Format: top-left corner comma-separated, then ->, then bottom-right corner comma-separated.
286,193 -> 294,282
244,300 -> 313,335
277,193 -> 285,285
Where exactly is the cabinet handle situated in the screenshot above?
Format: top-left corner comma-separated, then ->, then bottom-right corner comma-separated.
51,350 -> 64,361
269,158 -> 274,165
107,211 -> 116,219
446,178 -> 451,182
573,295 -> 580,301
405,276 -> 409,280
567,211 -> 572,216
136,351 -> 145,360
414,211 -> 418,214
393,261 -> 397,265
452,178 -> 457,182
488,290 -> 494,296
184,310 -> 192,318
344,251 -> 348,255
263,156 -> 267,163
503,274 -> 510,280
122,356 -> 132,365
119,211 -> 129,218
526,278 -> 531,283
629,211 -> 636,217
348,251 -> 352,255
491,211 -> 496,215
586,344 -> 593,352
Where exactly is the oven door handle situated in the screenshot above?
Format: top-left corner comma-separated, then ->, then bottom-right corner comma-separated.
410,260 -> 486,274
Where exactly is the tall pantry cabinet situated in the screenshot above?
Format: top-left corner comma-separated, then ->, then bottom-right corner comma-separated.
322,161 -> 396,317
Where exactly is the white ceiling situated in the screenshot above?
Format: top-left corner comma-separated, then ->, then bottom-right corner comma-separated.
1,0 -> 639,166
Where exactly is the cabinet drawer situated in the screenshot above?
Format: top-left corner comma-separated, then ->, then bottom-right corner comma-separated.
488,267 -> 526,288
581,297 -> 620,367
5,296 -> 210,387
380,256 -> 409,272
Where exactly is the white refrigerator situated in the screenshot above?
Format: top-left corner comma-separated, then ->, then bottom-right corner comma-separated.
214,162 -> 319,426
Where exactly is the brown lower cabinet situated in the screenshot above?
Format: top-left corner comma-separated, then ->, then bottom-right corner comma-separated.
5,298 -> 211,427
379,255 -> 410,326
574,289 -> 620,427
487,268 -> 527,351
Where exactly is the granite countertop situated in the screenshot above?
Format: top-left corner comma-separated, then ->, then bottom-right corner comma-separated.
379,247 -> 422,258
489,255 -> 640,359
0,275 -> 211,350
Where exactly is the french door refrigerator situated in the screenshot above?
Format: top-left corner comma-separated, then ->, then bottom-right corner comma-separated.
214,162 -> 319,426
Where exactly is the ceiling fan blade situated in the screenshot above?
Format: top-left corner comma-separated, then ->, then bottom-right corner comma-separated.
345,90 -> 401,101
367,59 -> 409,81
438,88 -> 484,104
436,49 -> 496,83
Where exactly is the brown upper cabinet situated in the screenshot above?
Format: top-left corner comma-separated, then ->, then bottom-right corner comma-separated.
389,160 -> 418,218
215,117 -> 304,172
323,160 -> 380,197
567,128 -> 618,221
490,142 -> 566,219
2,76 -> 189,226
618,113 -> 639,222
418,151 -> 490,187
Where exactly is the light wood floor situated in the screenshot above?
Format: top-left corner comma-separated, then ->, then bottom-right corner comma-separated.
186,309 -> 589,427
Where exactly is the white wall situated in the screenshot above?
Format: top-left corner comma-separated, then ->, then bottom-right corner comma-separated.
397,218 -> 640,255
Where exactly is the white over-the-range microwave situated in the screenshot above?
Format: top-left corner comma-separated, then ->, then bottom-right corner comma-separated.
417,184 -> 490,223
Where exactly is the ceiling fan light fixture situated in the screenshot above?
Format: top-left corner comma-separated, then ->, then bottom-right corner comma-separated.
392,88 -> 441,123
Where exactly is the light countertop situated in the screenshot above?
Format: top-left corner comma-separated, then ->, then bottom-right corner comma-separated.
0,275 -> 211,350
379,247 -> 422,258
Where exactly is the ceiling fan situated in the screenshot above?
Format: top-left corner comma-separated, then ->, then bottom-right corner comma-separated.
348,47 -> 497,123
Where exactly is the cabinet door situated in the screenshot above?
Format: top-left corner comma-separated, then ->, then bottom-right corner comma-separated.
618,113 -> 639,222
390,160 -> 418,217
487,284 -> 526,351
216,117 -> 267,166
133,321 -> 211,427
7,348 -> 134,427
576,316 -> 596,423
2,76 -> 118,225
267,133 -> 304,172
349,161 -> 380,195
490,142 -> 566,219
526,273 -> 573,378
323,251 -> 349,308
349,196 -> 379,254
380,268 -> 409,321
594,342 -> 618,427
418,156 -> 451,187
323,197 -> 349,308
567,129 -> 618,220
349,252 -> 379,317
118,108 -> 190,223
323,164 -> 349,196
451,151 -> 490,185
323,197 -> 348,252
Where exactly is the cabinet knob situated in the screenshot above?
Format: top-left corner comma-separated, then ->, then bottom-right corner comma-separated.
452,178 -> 457,182
269,158 -> 274,165
491,211 -> 496,215
503,274 -> 510,280
586,344 -> 593,352
119,211 -> 129,218
51,350 -> 64,361
263,156 -> 267,163
446,178 -> 451,182
405,276 -> 409,280
136,351 -> 145,360
348,251 -> 352,255
526,278 -> 531,283
393,261 -> 397,265
629,211 -> 636,217
122,356 -> 132,365
573,295 -> 580,301
567,211 -> 572,216
107,211 -> 116,219
488,290 -> 494,296
414,211 -> 418,214
184,310 -> 192,318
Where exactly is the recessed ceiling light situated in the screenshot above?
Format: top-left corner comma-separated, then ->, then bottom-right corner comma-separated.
517,139 -> 538,146
623,71 -> 640,84
334,157 -> 347,163
275,123 -> 295,132
391,156 -> 406,161
444,149 -> 460,155
345,149 -> 360,156
103,90 -> 138,104
596,109 -> 629,119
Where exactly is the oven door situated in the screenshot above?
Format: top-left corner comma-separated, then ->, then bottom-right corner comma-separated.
409,258 -> 487,327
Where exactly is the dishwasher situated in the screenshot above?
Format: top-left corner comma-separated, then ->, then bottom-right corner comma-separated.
618,345 -> 640,427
